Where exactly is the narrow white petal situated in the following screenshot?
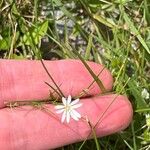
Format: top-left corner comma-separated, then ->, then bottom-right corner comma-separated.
71,109 -> 81,118
67,95 -> 72,105
61,111 -> 66,123
66,111 -> 71,123
55,105 -> 65,109
71,103 -> 82,109
62,97 -> 67,106
70,99 -> 79,106
56,109 -> 64,114
70,111 -> 79,121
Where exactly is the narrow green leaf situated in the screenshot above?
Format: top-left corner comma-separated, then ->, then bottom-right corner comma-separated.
73,50 -> 106,93
131,122 -> 137,150
91,127 -> 101,150
135,108 -> 150,113
123,11 -> 150,54
85,34 -> 93,60
93,14 -> 117,28
144,0 -> 150,25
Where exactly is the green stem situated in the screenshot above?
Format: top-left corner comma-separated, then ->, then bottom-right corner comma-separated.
40,59 -> 65,97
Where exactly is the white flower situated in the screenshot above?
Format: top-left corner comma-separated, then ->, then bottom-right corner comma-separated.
141,88 -> 150,100
55,95 -> 82,123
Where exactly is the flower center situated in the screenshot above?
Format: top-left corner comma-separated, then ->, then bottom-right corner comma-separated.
65,105 -> 71,111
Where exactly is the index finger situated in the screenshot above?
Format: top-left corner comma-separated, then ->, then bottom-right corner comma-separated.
0,59 -> 113,108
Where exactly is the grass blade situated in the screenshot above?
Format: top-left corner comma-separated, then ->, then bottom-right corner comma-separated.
123,10 -> 150,54
85,34 -> 93,60
73,50 -> 106,93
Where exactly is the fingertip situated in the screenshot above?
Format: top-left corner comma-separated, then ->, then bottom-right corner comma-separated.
0,94 -> 133,149
78,94 -> 133,137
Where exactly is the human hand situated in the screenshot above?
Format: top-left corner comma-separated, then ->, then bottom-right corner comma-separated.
0,59 -> 133,150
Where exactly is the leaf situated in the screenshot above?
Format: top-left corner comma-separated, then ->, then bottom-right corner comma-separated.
0,38 -> 10,50
73,49 -> 106,93
127,79 -> 147,109
21,20 -> 48,46
0,31 -> 19,50
85,34 -> 93,60
93,14 -> 117,28
11,53 -> 24,59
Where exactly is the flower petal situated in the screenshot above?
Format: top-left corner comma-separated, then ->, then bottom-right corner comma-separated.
61,111 -> 66,123
56,109 -> 64,114
55,105 -> 65,109
66,111 -> 71,123
70,111 -> 79,121
62,97 -> 67,106
67,95 -> 72,105
71,109 -> 81,119
71,103 -> 82,109
70,98 -> 79,106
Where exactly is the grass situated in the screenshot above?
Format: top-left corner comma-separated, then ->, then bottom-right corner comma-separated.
0,0 -> 150,149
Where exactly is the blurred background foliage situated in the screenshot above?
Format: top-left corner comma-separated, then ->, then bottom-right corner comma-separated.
0,0 -> 150,149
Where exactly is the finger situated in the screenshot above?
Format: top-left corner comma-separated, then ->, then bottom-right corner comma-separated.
0,59 -> 113,108
0,94 -> 132,150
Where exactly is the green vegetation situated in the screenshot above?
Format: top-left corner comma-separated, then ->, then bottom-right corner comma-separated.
0,0 -> 150,149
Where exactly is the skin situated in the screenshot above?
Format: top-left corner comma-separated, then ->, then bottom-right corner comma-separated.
0,59 -> 133,150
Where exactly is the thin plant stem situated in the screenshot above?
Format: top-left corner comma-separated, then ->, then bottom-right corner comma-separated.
40,59 -> 65,97
44,81 -> 62,98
